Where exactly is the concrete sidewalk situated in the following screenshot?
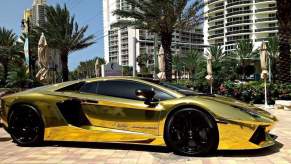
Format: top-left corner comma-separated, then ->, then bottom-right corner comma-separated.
0,110 -> 290,164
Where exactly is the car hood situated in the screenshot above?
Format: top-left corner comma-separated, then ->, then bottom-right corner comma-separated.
178,95 -> 277,123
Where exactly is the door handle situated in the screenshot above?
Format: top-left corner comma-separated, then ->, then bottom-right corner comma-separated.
81,100 -> 99,105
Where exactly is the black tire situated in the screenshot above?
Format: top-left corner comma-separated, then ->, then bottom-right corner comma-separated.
164,108 -> 219,156
8,104 -> 44,146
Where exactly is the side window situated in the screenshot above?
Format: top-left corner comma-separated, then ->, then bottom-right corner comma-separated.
96,80 -> 174,101
97,80 -> 149,100
57,82 -> 85,92
79,82 -> 98,94
154,89 -> 174,101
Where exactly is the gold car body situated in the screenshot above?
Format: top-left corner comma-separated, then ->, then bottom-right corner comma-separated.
0,77 -> 277,150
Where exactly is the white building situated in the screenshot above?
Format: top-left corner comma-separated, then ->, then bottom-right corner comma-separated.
204,0 -> 277,53
32,0 -> 46,27
103,0 -> 204,68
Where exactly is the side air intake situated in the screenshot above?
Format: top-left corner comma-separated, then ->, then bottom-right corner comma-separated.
57,99 -> 91,127
249,126 -> 266,145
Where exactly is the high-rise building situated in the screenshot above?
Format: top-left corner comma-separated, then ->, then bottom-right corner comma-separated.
204,0 -> 278,53
32,0 -> 47,27
22,9 -> 32,33
103,0 -> 204,68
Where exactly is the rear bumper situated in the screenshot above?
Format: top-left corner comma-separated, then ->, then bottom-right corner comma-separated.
0,118 -> 9,134
0,108 -> 8,132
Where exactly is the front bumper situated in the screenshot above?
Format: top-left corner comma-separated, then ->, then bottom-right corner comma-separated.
217,119 -> 277,150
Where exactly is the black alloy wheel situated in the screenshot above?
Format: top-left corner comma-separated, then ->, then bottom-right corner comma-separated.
164,108 -> 218,156
8,105 -> 44,146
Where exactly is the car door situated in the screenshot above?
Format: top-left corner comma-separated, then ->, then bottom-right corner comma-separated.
78,79 -> 174,136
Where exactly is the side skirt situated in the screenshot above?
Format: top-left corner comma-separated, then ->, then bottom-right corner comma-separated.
44,125 -> 166,146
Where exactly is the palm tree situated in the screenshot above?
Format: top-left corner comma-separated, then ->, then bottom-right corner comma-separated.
0,27 -> 23,84
206,45 -> 229,86
266,37 -> 279,83
232,40 -> 258,80
112,0 -> 204,81
137,53 -> 151,75
206,45 -> 225,63
183,50 -> 202,80
276,0 -> 291,83
172,54 -> 183,80
6,66 -> 32,88
71,57 -> 105,79
39,4 -> 95,81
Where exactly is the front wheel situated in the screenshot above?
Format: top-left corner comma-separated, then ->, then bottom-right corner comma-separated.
8,105 -> 44,146
164,108 -> 218,156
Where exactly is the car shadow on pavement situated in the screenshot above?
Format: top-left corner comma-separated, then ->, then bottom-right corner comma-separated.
0,137 -> 11,142
214,141 -> 284,157
43,140 -> 283,157
44,141 -> 170,153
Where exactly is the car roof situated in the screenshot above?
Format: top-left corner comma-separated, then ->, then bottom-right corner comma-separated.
84,76 -> 159,82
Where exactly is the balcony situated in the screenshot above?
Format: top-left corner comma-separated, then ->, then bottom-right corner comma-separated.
208,24 -> 224,30
226,20 -> 252,26
226,10 -> 252,17
226,29 -> 251,35
209,15 -> 224,22
109,48 -> 118,52
208,0 -> 222,5
208,6 -> 224,13
255,17 -> 277,23
255,0 -> 275,3
255,7 -> 277,13
121,46 -> 128,50
208,33 -> 224,39
225,40 -> 237,44
255,27 -> 278,32
255,37 -> 272,42
226,0 -> 252,8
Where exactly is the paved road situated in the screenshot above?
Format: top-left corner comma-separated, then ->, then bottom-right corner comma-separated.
0,110 -> 291,164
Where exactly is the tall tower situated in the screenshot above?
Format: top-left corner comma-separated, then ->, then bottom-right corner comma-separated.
204,0 -> 278,54
32,0 -> 47,27
22,9 -> 32,33
103,0 -> 204,68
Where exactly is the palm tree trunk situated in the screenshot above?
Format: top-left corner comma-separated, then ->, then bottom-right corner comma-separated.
278,42 -> 291,83
277,0 -> 291,83
3,63 -> 8,83
161,32 -> 173,81
61,52 -> 69,82
241,60 -> 246,81
271,58 -> 277,82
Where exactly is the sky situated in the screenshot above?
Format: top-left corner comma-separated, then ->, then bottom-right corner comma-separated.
0,0 -> 104,71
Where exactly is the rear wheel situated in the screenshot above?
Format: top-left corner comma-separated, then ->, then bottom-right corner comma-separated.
8,105 -> 44,146
164,108 -> 218,156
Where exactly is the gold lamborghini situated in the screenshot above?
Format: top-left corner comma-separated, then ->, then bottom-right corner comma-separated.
0,77 -> 277,155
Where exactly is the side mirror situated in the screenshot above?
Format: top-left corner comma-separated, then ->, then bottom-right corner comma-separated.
136,89 -> 159,107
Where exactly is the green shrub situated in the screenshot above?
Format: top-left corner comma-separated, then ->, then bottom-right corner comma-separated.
175,79 -> 291,104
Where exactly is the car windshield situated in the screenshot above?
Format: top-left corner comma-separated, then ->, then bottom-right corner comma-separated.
159,82 -> 190,91
158,82 -> 211,96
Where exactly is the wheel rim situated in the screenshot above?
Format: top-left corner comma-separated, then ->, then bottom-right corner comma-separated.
9,110 -> 41,144
168,110 -> 213,155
